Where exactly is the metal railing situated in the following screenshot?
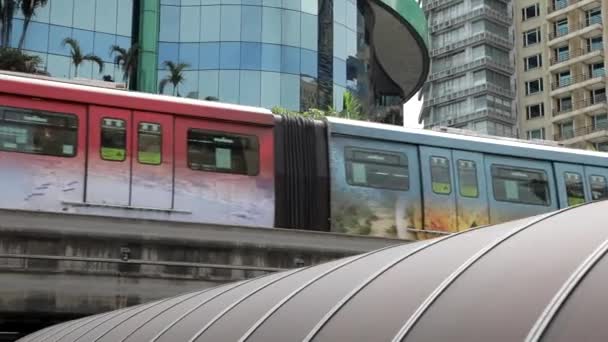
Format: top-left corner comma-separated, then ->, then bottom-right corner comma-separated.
553,95 -> 608,116
548,0 -> 577,13
550,46 -> 604,65
551,71 -> 605,90
431,32 -> 512,57
554,121 -> 608,141
430,6 -> 511,33
548,19 -> 603,41
429,56 -> 513,81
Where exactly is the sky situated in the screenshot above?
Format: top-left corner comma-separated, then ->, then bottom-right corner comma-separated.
402,91 -> 423,128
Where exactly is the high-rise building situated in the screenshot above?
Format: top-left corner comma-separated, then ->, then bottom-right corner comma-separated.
419,0 -> 517,137
0,0 -> 429,125
515,0 -> 607,151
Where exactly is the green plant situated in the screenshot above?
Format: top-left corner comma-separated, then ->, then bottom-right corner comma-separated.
110,43 -> 139,89
0,47 -> 42,73
62,37 -> 104,77
158,60 -> 189,96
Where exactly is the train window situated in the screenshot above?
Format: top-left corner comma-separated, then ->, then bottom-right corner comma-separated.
589,175 -> 608,201
187,129 -> 259,176
0,107 -> 77,157
430,156 -> 451,195
457,160 -> 478,198
344,147 -> 409,191
491,165 -> 550,206
138,122 -> 162,165
564,172 -> 585,206
101,118 -> 126,161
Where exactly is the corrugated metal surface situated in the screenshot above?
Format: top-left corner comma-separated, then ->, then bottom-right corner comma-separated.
19,200 -> 608,341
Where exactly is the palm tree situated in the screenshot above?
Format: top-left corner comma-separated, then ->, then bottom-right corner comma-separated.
110,43 -> 138,89
0,0 -> 17,47
18,0 -> 48,50
341,91 -> 363,120
0,47 -> 42,73
62,37 -> 103,78
158,60 -> 189,96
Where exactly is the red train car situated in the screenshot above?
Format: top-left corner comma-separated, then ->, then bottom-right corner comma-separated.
0,72 -> 278,227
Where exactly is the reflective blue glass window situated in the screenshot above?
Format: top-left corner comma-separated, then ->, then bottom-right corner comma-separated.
241,6 -> 262,42
262,7 -> 281,44
281,73 -> 300,110
72,29 -> 96,58
199,42 -> 220,69
221,6 -> 241,41
182,0 -> 201,4
241,42 -> 262,70
24,22 -> 49,52
334,0 -> 346,24
50,0 -> 74,27
73,0 -> 95,30
160,5 -> 180,42
202,0 -> 220,5
115,36 -> 131,51
301,49 -> 317,78
22,2 -> 50,22
333,57 -> 346,86
48,25 -> 72,56
78,60 -> 94,79
162,0 -> 180,4
198,70 -> 220,99
180,6 -> 201,42
333,85 -> 345,112
242,0 -> 262,5
261,72 -> 281,108
94,32 -> 116,63
240,70 -> 261,106
346,1 -> 357,30
220,42 -> 241,69
301,13 -> 318,51
179,43 -> 200,70
219,70 -> 240,103
263,0 -> 281,7
158,42 -> 179,66
9,19 -> 23,49
283,0 -> 300,11
261,44 -> 281,72
281,46 -> 300,74
180,71 -> 200,98
346,28 -> 357,58
282,10 -> 300,47
301,0 -> 317,15
95,0 -> 118,34
200,6 -> 221,42
47,54 -> 72,79
222,0 -> 241,4
333,24 -> 347,60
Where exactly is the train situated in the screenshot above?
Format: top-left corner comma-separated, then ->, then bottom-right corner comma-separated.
0,72 -> 607,240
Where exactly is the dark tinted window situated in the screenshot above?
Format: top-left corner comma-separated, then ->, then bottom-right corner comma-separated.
458,159 -> 478,198
0,107 -> 77,157
138,122 -> 162,165
491,165 -> 550,206
187,129 -> 259,175
564,172 -> 585,206
589,175 -> 608,201
430,156 -> 451,195
101,118 -> 126,161
345,147 -> 409,191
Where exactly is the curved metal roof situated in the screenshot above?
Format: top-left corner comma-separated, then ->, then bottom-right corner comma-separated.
19,201 -> 608,341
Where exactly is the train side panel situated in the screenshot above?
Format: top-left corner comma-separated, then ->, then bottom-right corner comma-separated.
0,95 -> 86,212
173,117 -> 275,227
328,134 -> 422,239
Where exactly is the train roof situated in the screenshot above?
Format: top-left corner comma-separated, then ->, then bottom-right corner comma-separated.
326,117 -> 608,167
0,72 -> 275,126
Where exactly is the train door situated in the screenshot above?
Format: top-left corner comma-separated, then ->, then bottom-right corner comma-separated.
584,166 -> 608,203
86,105 -> 131,205
420,146 -> 457,232
131,111 -> 174,209
484,155 -> 558,225
452,150 -> 489,230
554,163 -> 589,208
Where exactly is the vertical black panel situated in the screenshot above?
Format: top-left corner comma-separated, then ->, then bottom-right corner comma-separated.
317,0 -> 333,110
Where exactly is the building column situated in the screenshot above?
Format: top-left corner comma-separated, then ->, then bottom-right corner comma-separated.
137,0 -> 160,93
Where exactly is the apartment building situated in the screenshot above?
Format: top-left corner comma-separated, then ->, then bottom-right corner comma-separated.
420,0 -> 517,137
516,0 -> 607,150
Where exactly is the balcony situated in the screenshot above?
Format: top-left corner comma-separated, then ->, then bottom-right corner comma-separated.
424,0 -> 461,12
554,121 -> 608,143
548,0 -> 602,19
431,32 -> 512,57
549,46 -> 605,72
429,6 -> 511,33
547,19 -> 604,47
423,83 -> 514,108
428,56 -> 513,82
550,71 -> 606,96
552,96 -> 608,122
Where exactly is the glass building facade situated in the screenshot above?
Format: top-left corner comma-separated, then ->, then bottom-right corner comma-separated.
0,0 -> 429,124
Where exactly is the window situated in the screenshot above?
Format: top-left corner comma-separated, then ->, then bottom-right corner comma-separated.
344,147 -> 409,190
590,62 -> 605,78
564,172 -> 585,206
559,121 -> 574,139
555,46 -> 570,62
430,156 -> 451,195
187,129 -> 259,175
555,18 -> 569,37
557,96 -> 572,113
591,88 -> 606,104
491,165 -> 550,206
557,70 -> 572,88
527,128 -> 545,140
524,54 -> 542,71
526,103 -> 544,119
588,36 -> 603,52
522,4 -> 540,21
593,114 -> 608,130
0,107 -> 77,157
589,175 -> 608,201
523,28 -> 541,46
138,122 -> 162,165
101,118 -> 126,161
586,8 -> 602,26
458,160 -> 478,198
595,142 -> 608,152
525,78 -> 543,95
